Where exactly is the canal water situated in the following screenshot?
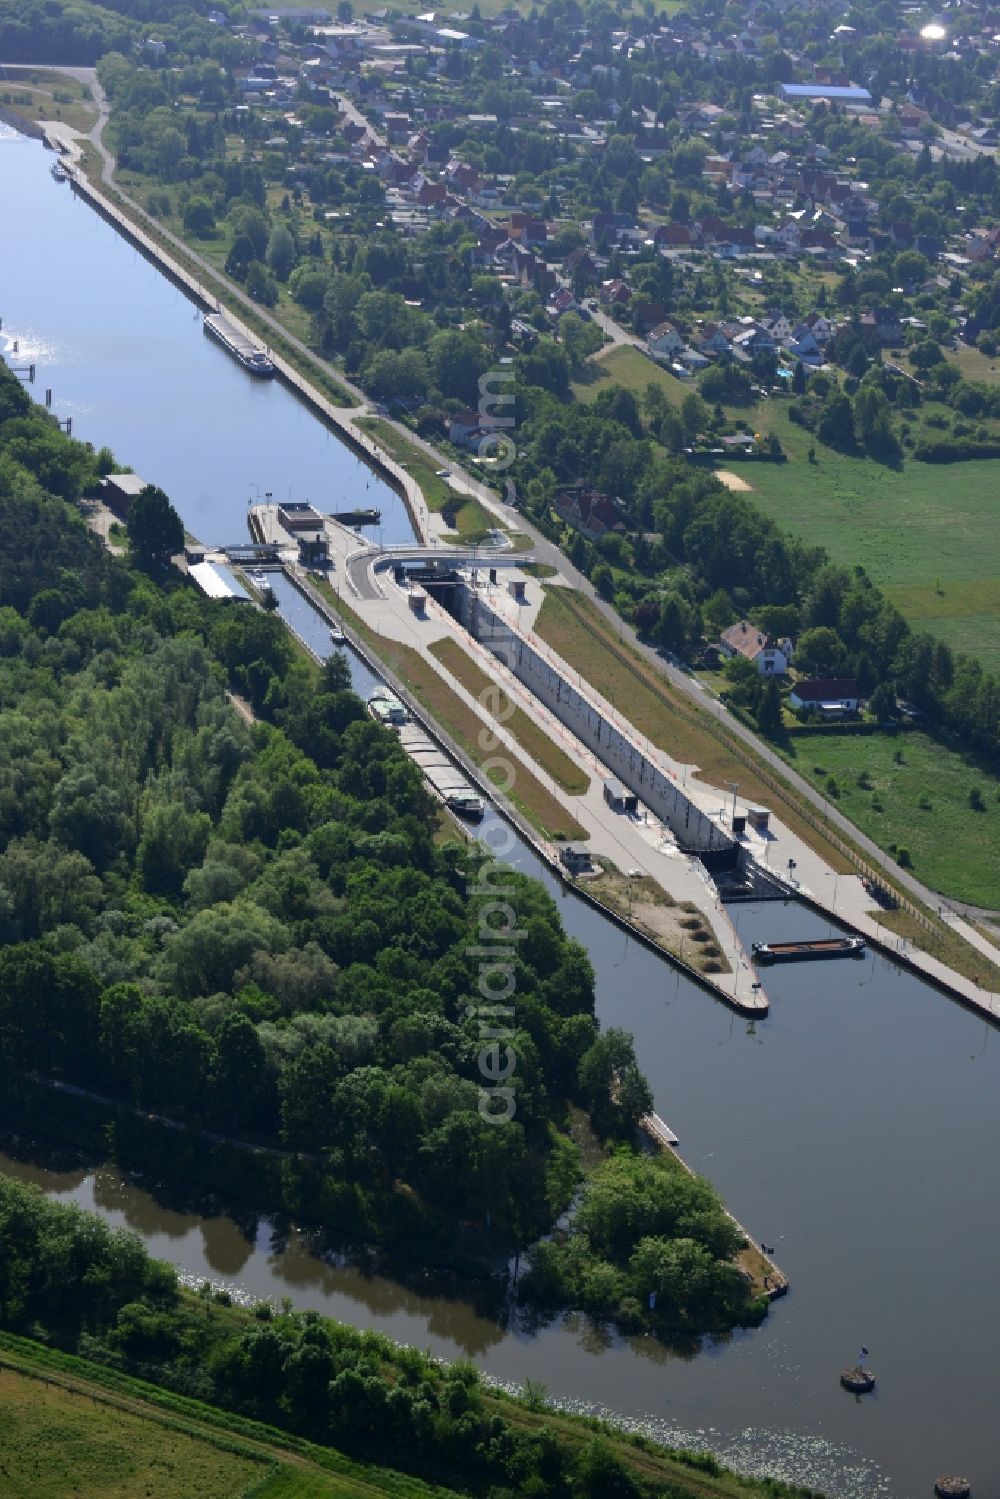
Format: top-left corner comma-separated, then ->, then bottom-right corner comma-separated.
3,126 -> 1000,1498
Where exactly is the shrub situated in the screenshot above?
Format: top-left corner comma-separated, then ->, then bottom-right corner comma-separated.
896,847 -> 913,868
969,786 -> 985,811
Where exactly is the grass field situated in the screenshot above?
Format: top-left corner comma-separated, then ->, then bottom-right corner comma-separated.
711,396 -> 1000,674
533,586 -> 855,873
314,582 -> 586,840
429,637 -> 590,794
783,728 -> 1000,908
571,348 -> 1000,673
0,1367 -> 264,1498
571,344 -> 686,406
0,72 -> 97,133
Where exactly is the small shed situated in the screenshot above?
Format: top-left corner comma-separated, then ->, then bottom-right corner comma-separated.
100,472 -> 149,517
747,807 -> 770,834
559,843 -> 591,874
297,533 -> 328,567
603,777 -> 638,814
508,578 -> 527,601
408,588 -> 427,615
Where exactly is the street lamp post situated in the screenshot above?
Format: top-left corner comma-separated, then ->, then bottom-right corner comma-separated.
727,781 -> 739,822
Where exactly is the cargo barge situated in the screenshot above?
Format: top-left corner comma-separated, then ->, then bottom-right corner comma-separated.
203,312 -> 275,376
752,937 -> 866,963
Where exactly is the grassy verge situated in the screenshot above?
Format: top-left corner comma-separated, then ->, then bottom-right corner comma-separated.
313,581 -> 586,840
780,729 -> 1000,908
873,908 -> 1000,990
534,586 -> 855,872
356,419 -> 500,543
0,1332 -> 443,1499
0,1363 -> 264,1498
428,637 -> 590,794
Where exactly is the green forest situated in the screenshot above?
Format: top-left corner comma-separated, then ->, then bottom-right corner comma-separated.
0,358 -> 760,1342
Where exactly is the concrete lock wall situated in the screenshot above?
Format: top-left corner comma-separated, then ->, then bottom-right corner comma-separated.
465,590 -> 734,853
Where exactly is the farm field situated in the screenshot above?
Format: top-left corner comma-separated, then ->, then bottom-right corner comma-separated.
782,728 -> 1000,909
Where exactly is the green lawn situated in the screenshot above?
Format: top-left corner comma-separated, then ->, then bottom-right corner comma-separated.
356,419 -> 502,543
725,397 -> 1000,674
782,728 -> 1000,908
429,637 -> 590,794
571,345 -> 687,406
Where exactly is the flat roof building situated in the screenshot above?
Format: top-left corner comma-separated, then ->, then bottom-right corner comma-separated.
188,561 -> 252,603
100,472 -> 149,515
780,83 -> 872,105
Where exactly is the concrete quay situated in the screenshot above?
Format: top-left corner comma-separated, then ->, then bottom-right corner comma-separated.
253,510 -> 770,1016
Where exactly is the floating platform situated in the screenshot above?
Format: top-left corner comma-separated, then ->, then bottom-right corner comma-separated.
332,507 -> 381,526
203,312 -> 274,376
752,937 -> 866,964
840,1366 -> 875,1394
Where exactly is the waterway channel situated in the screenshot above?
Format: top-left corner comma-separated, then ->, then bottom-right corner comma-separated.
3,126 -> 1000,1498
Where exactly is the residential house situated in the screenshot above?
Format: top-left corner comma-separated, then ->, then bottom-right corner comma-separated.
788,677 -> 860,715
552,485 -> 626,540
719,620 -> 790,675
602,278 -> 632,305
647,320 -> 685,358
860,306 -> 904,346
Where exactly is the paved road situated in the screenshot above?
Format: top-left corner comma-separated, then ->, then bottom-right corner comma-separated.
17,63 -> 997,925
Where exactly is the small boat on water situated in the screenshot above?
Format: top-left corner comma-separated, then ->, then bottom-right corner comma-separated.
329,622 -> 346,645
367,688 -> 407,727
51,160 -> 68,182
446,789 -> 485,820
752,936 -> 866,964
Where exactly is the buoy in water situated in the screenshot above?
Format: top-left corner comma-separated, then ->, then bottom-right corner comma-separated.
934,1479 -> 971,1498
840,1365 -> 875,1393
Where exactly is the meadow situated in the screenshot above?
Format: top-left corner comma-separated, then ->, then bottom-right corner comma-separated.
572,346 -> 1000,673
783,727 -> 1000,908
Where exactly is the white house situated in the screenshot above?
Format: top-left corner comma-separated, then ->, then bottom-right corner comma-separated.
789,677 -> 859,714
720,620 -> 791,675
647,320 -> 685,358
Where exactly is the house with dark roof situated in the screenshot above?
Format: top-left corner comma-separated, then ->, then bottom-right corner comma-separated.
789,677 -> 860,715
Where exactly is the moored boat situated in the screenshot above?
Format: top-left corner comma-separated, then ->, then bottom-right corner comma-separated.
367,688 -> 407,726
446,789 -> 485,820
203,312 -> 275,377
51,160 -> 68,182
752,936 -> 866,963
330,622 -> 346,645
